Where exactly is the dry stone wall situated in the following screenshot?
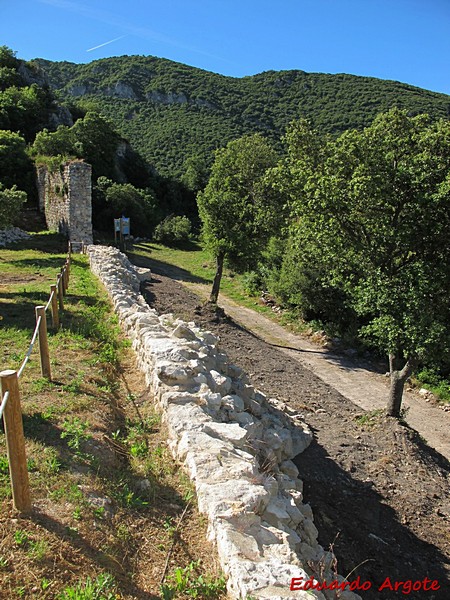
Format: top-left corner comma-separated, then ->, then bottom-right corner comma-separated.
36,161 -> 93,244
0,227 -> 30,247
87,245 -> 362,600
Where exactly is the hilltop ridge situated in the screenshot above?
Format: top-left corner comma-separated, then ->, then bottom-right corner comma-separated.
35,54 -> 450,177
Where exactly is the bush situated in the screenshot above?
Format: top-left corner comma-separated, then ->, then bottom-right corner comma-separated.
241,271 -> 263,295
153,215 -> 191,246
0,184 -> 26,228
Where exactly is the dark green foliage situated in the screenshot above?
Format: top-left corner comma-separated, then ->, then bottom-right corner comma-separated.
35,55 -> 450,179
70,111 -> 120,180
198,133 -> 279,269
271,110 -> 450,413
153,214 -> 192,245
0,46 -> 20,70
32,124 -> 76,158
0,47 -> 57,143
93,177 -> 158,236
0,129 -> 34,194
0,183 -> 27,228
259,236 -> 357,332
198,133 -> 280,301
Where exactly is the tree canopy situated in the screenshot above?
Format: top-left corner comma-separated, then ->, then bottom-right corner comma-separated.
272,109 -> 450,415
197,133 -> 279,302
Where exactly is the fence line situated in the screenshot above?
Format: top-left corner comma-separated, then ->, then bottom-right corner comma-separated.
1,240 -> 84,513
17,315 -> 41,379
0,390 -> 9,421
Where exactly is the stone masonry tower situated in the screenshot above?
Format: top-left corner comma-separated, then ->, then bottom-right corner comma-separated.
36,160 -> 93,244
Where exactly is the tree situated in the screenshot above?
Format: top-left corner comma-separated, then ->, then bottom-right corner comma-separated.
0,129 -> 33,191
31,125 -> 76,158
197,134 -> 280,302
71,112 -> 120,180
92,178 -> 158,236
276,110 -> 450,417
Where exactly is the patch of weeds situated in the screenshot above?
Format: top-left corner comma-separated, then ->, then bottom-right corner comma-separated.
0,556 -> 9,569
163,517 -> 176,538
57,572 -> 117,600
0,455 -> 9,475
14,530 -> 30,547
161,560 -> 226,599
30,377 -> 54,394
354,409 -> 383,428
63,372 -> 85,395
72,506 -> 83,521
111,478 -> 148,510
98,342 -> 118,365
415,367 -> 450,403
27,539 -> 49,562
115,523 -> 131,543
41,448 -> 61,475
93,506 -> 106,520
129,439 -> 148,458
41,578 -> 51,591
49,482 -> 84,504
60,416 -> 91,452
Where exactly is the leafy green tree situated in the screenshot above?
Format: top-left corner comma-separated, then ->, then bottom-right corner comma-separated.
31,125 -> 76,158
276,110 -> 450,416
93,177 -> 157,236
197,133 -> 279,302
0,46 -> 19,70
0,184 -> 27,228
0,129 -> 34,190
182,155 -> 209,193
0,84 -> 53,141
71,112 -> 120,180
153,214 -> 191,246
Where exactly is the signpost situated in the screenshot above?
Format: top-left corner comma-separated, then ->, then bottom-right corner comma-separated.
114,217 -> 131,251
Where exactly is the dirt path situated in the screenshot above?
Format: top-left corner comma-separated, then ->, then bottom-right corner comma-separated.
133,256 -> 450,600
186,283 -> 450,462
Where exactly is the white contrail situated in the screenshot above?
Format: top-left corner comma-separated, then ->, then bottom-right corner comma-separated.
87,35 -> 126,52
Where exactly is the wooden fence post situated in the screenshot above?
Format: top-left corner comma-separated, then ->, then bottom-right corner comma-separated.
35,306 -> 51,380
50,284 -> 59,330
57,275 -> 64,311
0,370 -> 31,513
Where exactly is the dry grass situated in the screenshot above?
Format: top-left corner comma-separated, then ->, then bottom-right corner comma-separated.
0,233 -> 225,599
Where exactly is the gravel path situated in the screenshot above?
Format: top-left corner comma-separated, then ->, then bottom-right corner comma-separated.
131,253 -> 450,600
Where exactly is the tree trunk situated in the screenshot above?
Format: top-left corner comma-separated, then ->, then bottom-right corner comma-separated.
386,354 -> 417,418
209,251 -> 225,304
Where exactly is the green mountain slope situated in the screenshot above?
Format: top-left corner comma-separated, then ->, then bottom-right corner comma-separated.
36,55 -> 450,178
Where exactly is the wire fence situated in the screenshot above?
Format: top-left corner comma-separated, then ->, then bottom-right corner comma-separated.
0,240 -> 86,512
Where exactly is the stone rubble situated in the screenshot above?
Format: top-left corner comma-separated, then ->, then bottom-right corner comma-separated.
0,227 -> 31,247
87,245 -> 361,600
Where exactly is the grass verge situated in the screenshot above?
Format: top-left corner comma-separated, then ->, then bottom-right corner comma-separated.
0,232 -> 225,599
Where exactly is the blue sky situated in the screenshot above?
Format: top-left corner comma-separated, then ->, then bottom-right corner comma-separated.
2,0 -> 450,95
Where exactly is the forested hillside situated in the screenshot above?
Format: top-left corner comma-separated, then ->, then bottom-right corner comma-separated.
36,55 -> 450,177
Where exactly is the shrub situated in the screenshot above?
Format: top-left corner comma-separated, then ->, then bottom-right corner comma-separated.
241,271 -> 263,295
153,215 -> 191,246
0,184 -> 26,228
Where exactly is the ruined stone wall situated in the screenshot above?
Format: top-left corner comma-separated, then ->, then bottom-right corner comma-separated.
36,161 -> 93,244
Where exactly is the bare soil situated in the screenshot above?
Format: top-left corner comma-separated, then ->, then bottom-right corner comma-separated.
141,267 -> 450,600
